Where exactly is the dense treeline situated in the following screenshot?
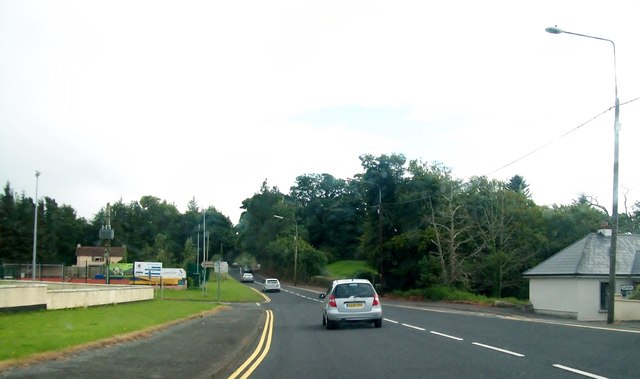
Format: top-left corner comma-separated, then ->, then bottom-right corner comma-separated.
2,153 -> 640,299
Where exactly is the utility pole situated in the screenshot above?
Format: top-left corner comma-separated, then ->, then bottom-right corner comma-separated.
99,203 -> 115,284
31,171 -> 40,281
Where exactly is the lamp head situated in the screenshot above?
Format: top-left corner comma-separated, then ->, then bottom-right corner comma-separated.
545,26 -> 563,34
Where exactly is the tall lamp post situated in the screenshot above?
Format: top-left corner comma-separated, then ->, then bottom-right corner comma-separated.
273,214 -> 298,286
546,26 -> 620,324
31,171 -> 40,281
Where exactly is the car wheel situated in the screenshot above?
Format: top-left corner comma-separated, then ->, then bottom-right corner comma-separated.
374,318 -> 382,328
326,319 -> 337,330
322,314 -> 326,326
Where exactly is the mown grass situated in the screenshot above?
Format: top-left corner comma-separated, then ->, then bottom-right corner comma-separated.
325,260 -> 376,278
160,274 -> 263,302
388,285 -> 529,306
0,276 -> 263,363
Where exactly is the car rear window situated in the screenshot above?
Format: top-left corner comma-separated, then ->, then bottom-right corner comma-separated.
333,283 -> 374,298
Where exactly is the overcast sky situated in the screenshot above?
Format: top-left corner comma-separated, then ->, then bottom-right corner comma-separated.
1,0 -> 639,224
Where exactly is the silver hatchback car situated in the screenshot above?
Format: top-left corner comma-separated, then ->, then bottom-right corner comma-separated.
262,278 -> 281,292
319,279 -> 382,329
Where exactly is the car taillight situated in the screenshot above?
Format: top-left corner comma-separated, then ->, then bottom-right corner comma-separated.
372,294 -> 380,306
328,294 -> 337,307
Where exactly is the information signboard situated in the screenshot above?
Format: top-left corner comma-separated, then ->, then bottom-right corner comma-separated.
134,261 -> 163,277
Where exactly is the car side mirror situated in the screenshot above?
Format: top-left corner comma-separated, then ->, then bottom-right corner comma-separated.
319,294 -> 325,299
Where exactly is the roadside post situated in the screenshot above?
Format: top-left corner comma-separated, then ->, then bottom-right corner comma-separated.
201,260 -> 214,297
99,203 -> 115,285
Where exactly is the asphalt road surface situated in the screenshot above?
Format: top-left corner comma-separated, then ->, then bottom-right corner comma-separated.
227,282 -> 640,379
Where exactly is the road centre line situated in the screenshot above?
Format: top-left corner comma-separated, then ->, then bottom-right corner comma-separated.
552,364 -> 608,379
472,342 -> 524,357
228,310 -> 274,379
430,331 -> 464,341
384,318 -> 399,324
402,323 -> 426,331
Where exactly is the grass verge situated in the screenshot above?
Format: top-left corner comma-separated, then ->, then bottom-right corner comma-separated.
0,276 -> 262,367
387,285 -> 529,306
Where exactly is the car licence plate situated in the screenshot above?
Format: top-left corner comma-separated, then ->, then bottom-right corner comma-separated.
346,302 -> 364,308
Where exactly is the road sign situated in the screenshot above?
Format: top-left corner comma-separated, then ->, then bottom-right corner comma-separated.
201,261 -> 215,268
214,261 -> 229,273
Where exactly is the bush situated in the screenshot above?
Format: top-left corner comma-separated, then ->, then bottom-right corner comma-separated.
309,275 -> 333,289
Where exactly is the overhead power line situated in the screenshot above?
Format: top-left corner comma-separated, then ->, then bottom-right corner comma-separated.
485,96 -> 640,176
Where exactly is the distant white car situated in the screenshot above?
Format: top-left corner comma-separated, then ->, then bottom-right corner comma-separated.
262,278 -> 281,292
241,272 -> 254,283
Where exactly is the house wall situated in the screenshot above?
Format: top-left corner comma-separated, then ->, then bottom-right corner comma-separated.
530,278 -> 639,321
529,278 -> 605,321
76,256 -> 123,267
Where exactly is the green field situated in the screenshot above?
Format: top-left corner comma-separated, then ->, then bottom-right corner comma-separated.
325,260 -> 376,279
0,277 -> 263,365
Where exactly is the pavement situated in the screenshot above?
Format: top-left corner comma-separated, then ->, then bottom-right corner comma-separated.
2,285 -> 639,379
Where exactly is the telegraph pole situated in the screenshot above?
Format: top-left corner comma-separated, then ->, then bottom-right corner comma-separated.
99,203 -> 115,284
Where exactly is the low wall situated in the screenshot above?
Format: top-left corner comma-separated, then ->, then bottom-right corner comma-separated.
0,282 -> 48,311
0,280 -> 154,311
615,297 -> 640,321
47,283 -> 154,310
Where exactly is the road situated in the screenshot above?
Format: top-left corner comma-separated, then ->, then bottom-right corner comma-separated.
227,281 -> 640,379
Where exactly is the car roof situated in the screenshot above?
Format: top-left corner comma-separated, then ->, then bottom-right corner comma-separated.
332,278 -> 372,286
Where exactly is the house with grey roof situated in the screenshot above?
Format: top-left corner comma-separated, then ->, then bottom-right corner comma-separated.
523,229 -> 640,321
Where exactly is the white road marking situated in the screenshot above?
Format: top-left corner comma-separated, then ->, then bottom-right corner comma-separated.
553,364 -> 608,379
430,331 -> 463,341
472,342 -> 524,357
384,318 -> 399,324
402,323 -> 426,331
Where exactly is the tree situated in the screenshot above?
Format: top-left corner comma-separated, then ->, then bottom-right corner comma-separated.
182,237 -> 197,268
153,233 -> 175,266
462,176 -> 549,298
424,177 -> 477,288
289,174 -> 362,261
356,153 -> 406,288
237,180 -> 286,264
539,199 -> 608,262
506,175 -> 531,198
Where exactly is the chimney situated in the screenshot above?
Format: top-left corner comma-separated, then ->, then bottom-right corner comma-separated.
598,228 -> 612,237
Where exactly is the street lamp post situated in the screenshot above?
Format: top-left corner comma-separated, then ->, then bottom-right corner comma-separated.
273,214 -> 298,286
31,171 -> 40,281
546,26 -> 620,324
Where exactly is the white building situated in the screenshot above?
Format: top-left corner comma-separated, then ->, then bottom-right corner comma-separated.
523,229 -> 640,321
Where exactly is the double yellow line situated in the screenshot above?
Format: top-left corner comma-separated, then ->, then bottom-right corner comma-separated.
227,310 -> 274,379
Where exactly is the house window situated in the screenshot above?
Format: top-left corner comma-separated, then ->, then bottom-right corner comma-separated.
600,282 -> 609,310
93,256 -> 104,262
